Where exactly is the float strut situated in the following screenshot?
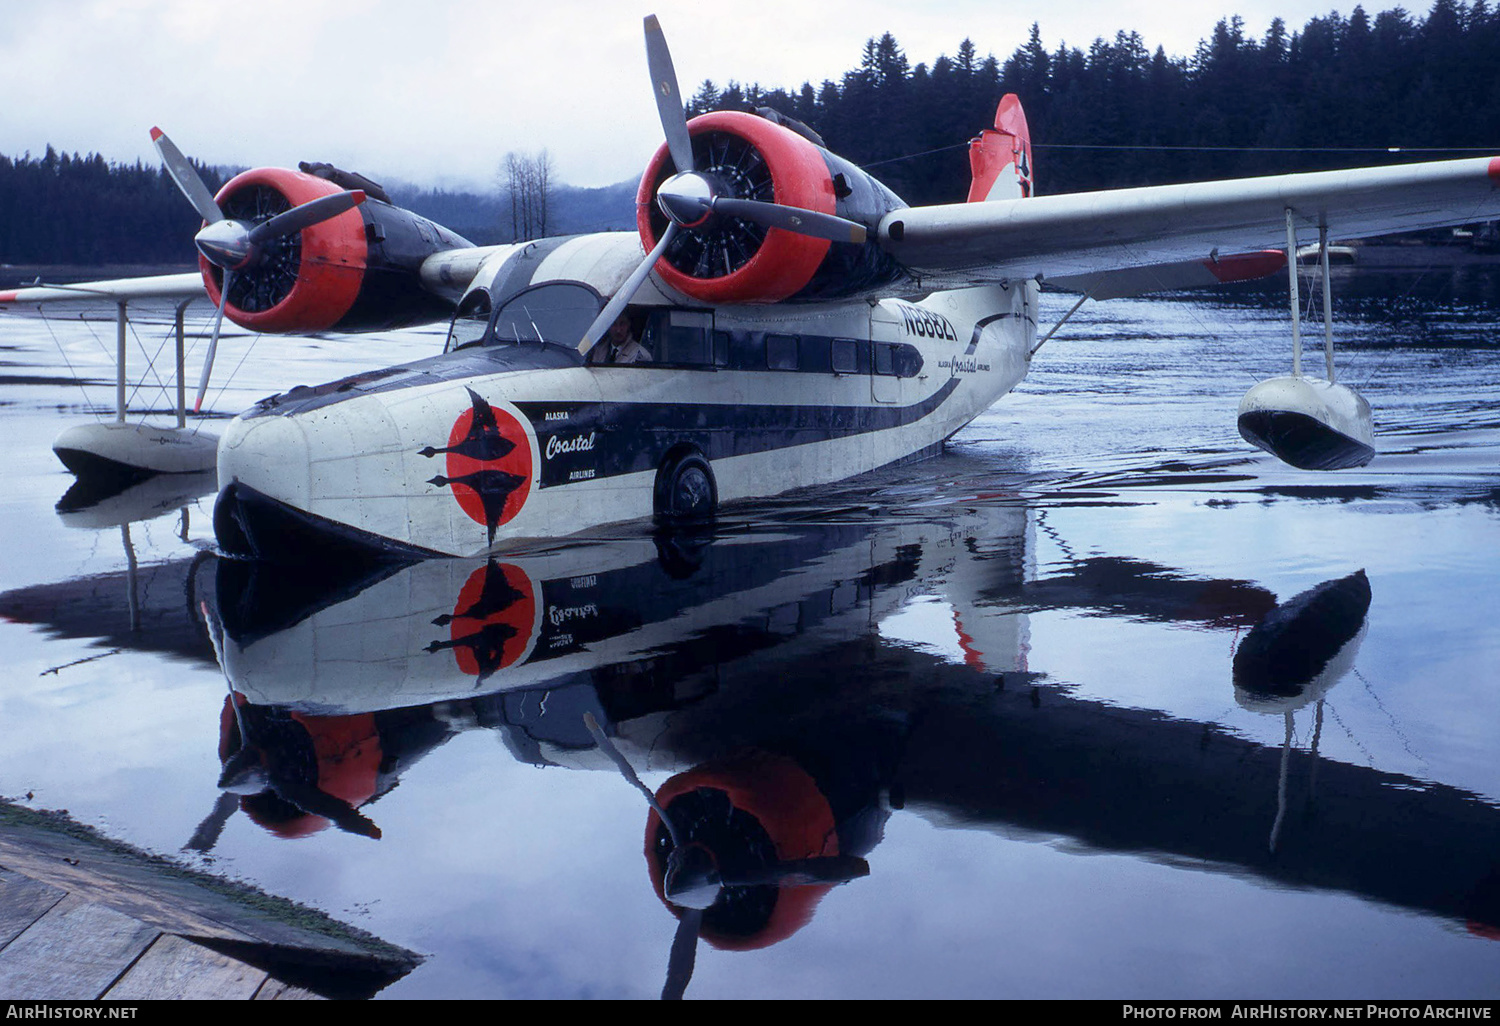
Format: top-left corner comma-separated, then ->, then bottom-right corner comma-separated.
1285,209 -> 1302,378
115,300 -> 128,423
175,301 -> 190,428
1319,225 -> 1336,384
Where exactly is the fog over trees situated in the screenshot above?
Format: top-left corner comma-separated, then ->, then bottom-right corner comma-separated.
3,1 -> 1495,265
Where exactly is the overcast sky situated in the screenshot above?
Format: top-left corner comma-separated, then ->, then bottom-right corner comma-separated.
2,0 -> 1373,191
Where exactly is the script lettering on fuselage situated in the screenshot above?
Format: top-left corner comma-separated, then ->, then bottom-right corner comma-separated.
895,302 -> 959,342
544,431 -> 597,460
548,602 -> 599,627
937,354 -> 991,376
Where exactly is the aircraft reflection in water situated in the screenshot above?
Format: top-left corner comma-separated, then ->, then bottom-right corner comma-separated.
157,500 -> 1500,997
1232,570 -> 1372,855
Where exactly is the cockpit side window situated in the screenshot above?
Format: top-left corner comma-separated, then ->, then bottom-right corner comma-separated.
488,282 -> 605,350
445,290 -> 492,352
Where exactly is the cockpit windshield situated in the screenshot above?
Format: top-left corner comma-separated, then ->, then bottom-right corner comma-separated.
486,282 -> 604,350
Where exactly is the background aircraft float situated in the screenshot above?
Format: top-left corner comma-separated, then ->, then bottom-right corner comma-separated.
3,15 -> 1499,560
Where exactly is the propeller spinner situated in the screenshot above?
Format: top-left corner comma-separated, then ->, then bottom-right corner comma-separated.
150,128 -> 367,410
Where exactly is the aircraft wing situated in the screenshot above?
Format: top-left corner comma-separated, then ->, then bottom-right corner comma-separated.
0,272 -> 209,319
1,242 -> 506,325
881,157 -> 1500,289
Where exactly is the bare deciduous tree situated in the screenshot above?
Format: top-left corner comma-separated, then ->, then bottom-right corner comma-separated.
499,149 -> 554,241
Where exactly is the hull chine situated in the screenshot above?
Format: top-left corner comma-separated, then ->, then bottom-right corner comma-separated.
215,481 -> 444,566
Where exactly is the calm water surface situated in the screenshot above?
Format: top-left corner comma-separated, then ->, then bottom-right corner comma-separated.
1,265 -> 1498,999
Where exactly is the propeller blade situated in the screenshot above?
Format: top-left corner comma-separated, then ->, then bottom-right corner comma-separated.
712,197 -> 868,245
579,222 -> 679,353
661,908 -> 702,1001
644,15 -> 696,175
182,791 -> 240,854
582,710 -> 680,843
271,776 -> 383,840
151,127 -> 223,224
194,269 -> 232,413
720,854 -> 872,889
247,190 -> 367,245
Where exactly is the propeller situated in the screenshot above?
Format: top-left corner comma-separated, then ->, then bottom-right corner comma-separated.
582,712 -> 868,1000
577,15 -> 868,351
150,128 -> 367,410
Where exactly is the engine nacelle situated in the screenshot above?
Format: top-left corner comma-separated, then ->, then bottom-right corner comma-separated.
637,110 -> 908,304
645,752 -> 845,950
203,167 -> 471,334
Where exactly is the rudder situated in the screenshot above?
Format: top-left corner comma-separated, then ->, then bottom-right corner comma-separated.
967,95 -> 1033,202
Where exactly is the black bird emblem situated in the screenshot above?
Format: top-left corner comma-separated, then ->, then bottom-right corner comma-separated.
418,388 -> 518,462
432,559 -> 527,627
423,388 -> 529,544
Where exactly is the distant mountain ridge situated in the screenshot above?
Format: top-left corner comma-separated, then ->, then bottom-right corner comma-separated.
0,147 -> 638,264
387,178 -> 638,245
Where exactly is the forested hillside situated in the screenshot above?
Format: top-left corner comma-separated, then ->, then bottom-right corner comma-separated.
3,1 -> 1495,264
689,0 -> 1499,203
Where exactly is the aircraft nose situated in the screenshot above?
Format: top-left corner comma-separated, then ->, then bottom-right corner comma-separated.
218,413 -> 312,510
215,414 -> 312,560
215,399 -> 418,563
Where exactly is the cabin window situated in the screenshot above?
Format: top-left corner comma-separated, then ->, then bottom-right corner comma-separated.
767,334 -> 799,370
874,341 -> 896,376
831,338 -> 858,374
713,331 -> 731,367
489,282 -> 603,348
640,310 -> 715,367
661,325 -> 709,364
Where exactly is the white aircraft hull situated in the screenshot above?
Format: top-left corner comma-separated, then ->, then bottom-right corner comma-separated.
203,501 -> 1033,716
214,283 -> 1035,559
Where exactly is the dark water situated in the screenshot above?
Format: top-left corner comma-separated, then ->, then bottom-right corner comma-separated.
2,268 -> 1499,999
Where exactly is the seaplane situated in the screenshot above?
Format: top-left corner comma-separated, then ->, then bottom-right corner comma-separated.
4,15 -> 1499,561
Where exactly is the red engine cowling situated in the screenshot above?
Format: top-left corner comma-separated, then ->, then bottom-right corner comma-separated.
644,751 -> 840,950
202,167 -> 468,334
637,110 -> 908,304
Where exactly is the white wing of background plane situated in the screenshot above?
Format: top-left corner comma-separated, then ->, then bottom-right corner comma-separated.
881,157 -> 1500,289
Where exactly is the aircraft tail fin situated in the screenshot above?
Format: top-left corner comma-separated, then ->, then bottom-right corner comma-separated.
967,95 -> 1033,202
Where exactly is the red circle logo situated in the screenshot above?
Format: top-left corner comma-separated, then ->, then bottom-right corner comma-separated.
422,388 -> 533,543
436,561 -> 538,679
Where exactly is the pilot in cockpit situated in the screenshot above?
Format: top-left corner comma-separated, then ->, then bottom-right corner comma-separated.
590,314 -> 652,365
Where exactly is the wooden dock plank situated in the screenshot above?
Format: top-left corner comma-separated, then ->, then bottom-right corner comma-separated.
104,934 -> 267,1000
0,869 -> 67,951
0,901 -> 158,999
0,800 -> 420,996
253,978 -> 325,1000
